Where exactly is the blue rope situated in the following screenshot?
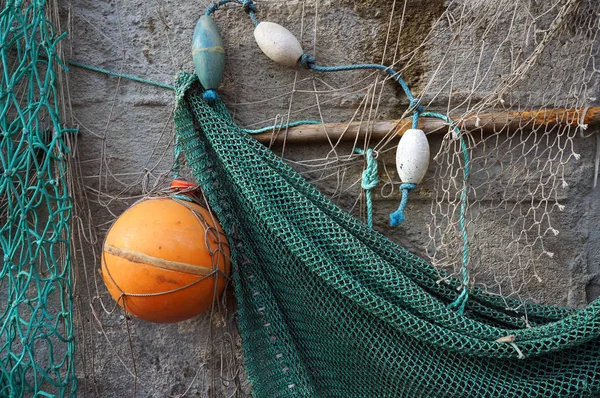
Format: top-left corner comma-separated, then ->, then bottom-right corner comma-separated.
420,111 -> 471,314
298,54 -> 428,229
206,0 -> 259,26
68,0 -> 470,313
355,148 -> 379,228
300,54 -> 423,115
242,120 -> 321,134
412,108 -> 421,129
389,183 -> 416,226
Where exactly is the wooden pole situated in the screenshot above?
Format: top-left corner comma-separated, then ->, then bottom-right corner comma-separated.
252,106 -> 600,145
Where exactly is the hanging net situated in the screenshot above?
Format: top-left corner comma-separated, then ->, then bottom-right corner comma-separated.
173,71 -> 600,397
2,0 -> 600,396
0,0 -> 76,396
421,0 -> 599,307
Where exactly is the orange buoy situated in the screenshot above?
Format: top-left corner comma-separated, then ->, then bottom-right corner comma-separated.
101,195 -> 230,323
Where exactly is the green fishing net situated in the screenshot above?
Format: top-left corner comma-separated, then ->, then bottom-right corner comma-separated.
174,71 -> 600,397
2,0 -> 600,396
0,1 -> 76,396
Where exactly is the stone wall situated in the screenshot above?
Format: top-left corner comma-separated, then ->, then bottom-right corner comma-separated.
61,0 -> 599,396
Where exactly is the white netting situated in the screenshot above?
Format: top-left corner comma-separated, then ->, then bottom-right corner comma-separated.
421,0 -> 599,306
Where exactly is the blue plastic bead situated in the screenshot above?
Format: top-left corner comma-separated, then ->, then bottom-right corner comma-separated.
192,15 -> 225,91
203,89 -> 219,104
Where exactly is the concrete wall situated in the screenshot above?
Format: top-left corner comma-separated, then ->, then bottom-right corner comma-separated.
61,0 -> 599,396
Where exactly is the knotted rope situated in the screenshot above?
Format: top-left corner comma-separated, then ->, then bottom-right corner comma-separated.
355,148 -> 379,229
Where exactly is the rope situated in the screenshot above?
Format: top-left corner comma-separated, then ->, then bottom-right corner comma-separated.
355,148 -> 379,228
206,0 -> 259,26
70,0 -> 473,313
202,0 -> 472,312
174,67 -> 600,398
68,60 -> 176,90
242,120 -> 321,134
389,183 -> 417,226
299,54 -> 424,115
421,111 -> 471,314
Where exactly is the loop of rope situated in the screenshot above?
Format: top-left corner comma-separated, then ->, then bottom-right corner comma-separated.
206,0 -> 258,26
206,0 -> 236,15
300,53 -> 315,69
242,0 -> 257,14
389,183 -> 417,227
355,148 -> 379,228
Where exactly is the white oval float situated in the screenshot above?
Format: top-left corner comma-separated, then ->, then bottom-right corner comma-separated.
254,22 -> 303,67
395,129 -> 430,184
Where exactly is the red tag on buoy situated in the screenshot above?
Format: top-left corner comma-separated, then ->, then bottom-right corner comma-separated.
170,179 -> 198,191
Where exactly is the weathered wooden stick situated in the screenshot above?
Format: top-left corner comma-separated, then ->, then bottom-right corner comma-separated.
253,106 -> 600,145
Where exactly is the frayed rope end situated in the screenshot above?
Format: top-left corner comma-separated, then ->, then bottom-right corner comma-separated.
389,210 -> 405,227
389,183 -> 416,227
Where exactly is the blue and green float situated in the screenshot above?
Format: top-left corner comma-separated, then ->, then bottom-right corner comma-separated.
192,15 -> 225,103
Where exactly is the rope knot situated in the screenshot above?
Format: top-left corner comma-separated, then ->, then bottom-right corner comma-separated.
389,183 -> 417,226
242,0 -> 256,13
355,148 -> 379,228
300,53 -> 315,69
409,98 -> 424,114
359,149 -> 378,190
203,89 -> 219,104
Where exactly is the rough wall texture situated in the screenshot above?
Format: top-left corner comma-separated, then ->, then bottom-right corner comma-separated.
59,0 -> 599,396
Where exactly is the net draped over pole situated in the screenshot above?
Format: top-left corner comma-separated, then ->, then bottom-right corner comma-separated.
174,72 -> 600,398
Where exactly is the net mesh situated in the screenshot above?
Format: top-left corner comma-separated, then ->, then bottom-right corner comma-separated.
174,71 -> 600,397
0,0 -> 76,396
421,0 -> 600,307
200,0 -> 600,308
2,0 -> 600,396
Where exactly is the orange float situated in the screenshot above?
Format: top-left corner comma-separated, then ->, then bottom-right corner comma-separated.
101,184 -> 230,323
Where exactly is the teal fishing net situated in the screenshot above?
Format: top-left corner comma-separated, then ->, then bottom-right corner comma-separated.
2,0 -> 600,396
174,71 -> 600,397
0,0 -> 76,396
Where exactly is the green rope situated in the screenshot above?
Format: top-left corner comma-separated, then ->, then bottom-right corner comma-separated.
421,111 -> 471,314
355,148 -> 379,228
389,183 -> 417,226
206,0 -> 259,25
68,60 -> 175,90
64,0 -> 473,314
1,1 -> 77,396
201,0 -> 472,310
241,120 -> 321,134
